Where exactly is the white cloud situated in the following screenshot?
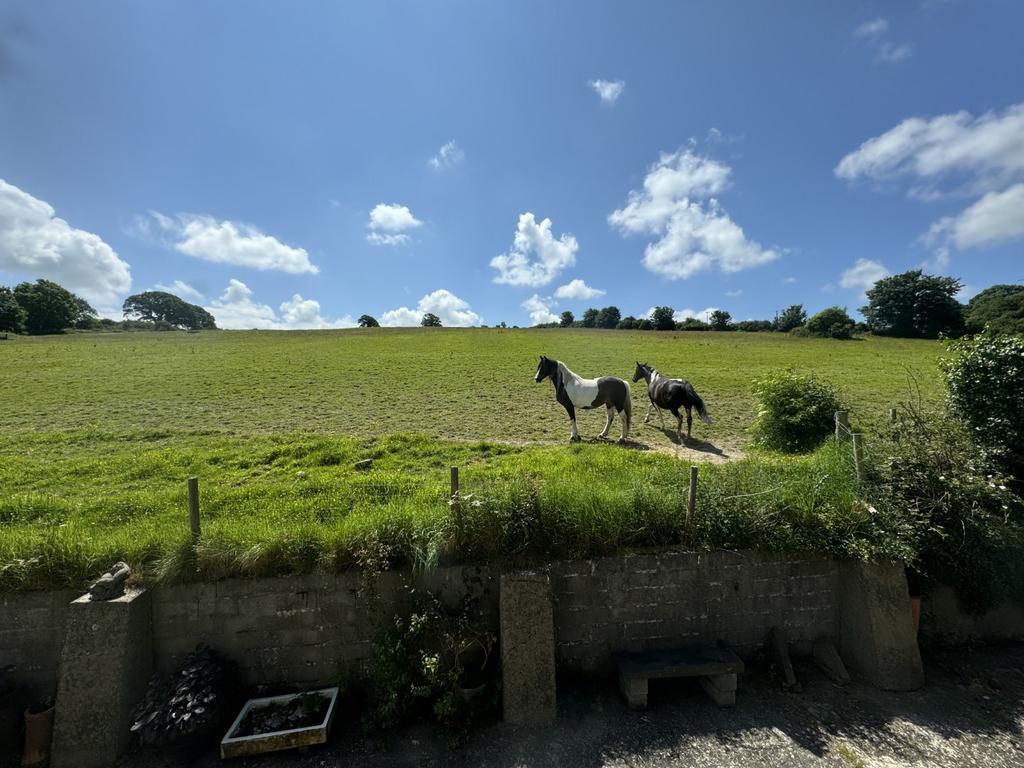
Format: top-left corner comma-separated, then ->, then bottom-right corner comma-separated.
139,212 -> 317,274
522,294 -> 560,326
206,279 -> 354,330
706,127 -> 744,145
837,103 -> 1024,263
609,149 -> 778,280
835,104 -> 1024,193
782,276 -> 798,284
589,79 -> 624,105
490,213 -> 578,287
839,259 -> 890,295
366,203 -> 423,247
854,17 -> 889,39
674,307 -> 720,322
154,280 -> 203,301
606,148 -> 774,280
926,183 -> 1024,250
381,289 -> 481,327
725,289 -> 743,297
853,17 -> 911,64
428,141 -> 465,170
0,179 -> 132,306
554,279 -> 605,301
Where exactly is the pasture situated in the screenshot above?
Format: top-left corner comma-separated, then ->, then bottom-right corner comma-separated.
0,329 -> 944,589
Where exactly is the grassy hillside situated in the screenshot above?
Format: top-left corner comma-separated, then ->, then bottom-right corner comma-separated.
0,328 -> 942,444
0,329 -> 943,589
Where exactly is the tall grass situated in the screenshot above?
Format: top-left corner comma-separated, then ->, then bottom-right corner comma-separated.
1,431 -> 897,591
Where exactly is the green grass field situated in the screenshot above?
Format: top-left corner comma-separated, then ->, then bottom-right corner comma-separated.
0,329 -> 944,589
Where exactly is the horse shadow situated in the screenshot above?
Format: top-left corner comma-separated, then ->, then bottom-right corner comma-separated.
648,426 -> 728,457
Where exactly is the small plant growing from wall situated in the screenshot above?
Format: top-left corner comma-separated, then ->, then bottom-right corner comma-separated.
363,588 -> 497,744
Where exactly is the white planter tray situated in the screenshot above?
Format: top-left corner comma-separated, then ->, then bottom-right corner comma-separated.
220,687 -> 338,759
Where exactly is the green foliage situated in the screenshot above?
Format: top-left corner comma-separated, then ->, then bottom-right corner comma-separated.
559,311 -> 574,328
13,279 -> 81,335
861,270 -> 965,338
708,310 -> 732,331
421,313 -> 442,327
734,320 -> 773,332
596,305 -> 621,329
805,306 -> 856,339
0,286 -> 26,333
774,304 -> 806,332
751,371 -> 844,453
941,332 -> 1024,481
123,291 -> 216,330
358,314 -> 380,328
364,589 -> 496,742
580,308 -> 599,328
616,315 -> 640,330
650,306 -> 675,331
636,318 -> 654,330
676,317 -> 709,331
965,284 -> 1024,336
868,404 -> 1024,610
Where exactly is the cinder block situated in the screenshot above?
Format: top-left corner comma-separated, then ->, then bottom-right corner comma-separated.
500,571 -> 556,724
51,589 -> 153,768
699,674 -> 737,706
838,560 -> 924,691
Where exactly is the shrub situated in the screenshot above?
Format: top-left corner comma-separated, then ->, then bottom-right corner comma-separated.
941,332 -> 1024,482
868,404 -> 1024,610
964,284 -> 1024,336
751,371 -> 844,453
805,306 -> 856,339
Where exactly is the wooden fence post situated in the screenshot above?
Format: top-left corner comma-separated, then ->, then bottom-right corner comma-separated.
889,408 -> 897,424
686,465 -> 698,531
187,476 -> 201,539
852,434 -> 864,482
835,411 -> 850,441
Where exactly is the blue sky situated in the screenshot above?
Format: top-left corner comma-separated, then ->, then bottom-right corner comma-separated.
1,1 -> 1022,328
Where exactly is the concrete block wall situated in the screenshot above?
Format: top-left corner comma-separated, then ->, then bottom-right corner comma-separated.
0,589 -> 79,700
150,566 -> 497,688
550,550 -> 839,674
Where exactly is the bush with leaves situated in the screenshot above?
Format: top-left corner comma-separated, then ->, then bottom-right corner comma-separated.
805,306 -> 856,339
364,588 -> 496,743
751,371 -> 844,453
941,332 -> 1024,482
868,404 -> 1024,611
130,645 -> 234,747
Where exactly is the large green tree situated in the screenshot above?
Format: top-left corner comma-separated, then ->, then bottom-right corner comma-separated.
421,312 -> 442,327
559,311 -> 575,328
650,306 -> 676,331
122,291 -> 217,330
774,304 -> 806,332
965,284 -> 1024,336
805,306 -> 856,339
708,310 -> 732,331
596,306 -> 621,329
13,279 -> 82,334
861,270 -> 965,338
580,308 -> 599,328
0,286 -> 27,333
357,314 -> 380,328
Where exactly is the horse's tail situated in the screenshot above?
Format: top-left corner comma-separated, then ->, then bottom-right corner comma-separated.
686,382 -> 711,424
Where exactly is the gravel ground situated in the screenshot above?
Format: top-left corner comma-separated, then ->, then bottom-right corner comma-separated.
111,644 -> 1024,768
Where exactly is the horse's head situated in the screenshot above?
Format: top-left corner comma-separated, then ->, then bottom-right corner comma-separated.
535,355 -> 557,383
632,361 -> 650,383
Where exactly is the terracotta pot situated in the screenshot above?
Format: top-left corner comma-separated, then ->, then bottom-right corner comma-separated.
21,704 -> 53,767
910,596 -> 922,635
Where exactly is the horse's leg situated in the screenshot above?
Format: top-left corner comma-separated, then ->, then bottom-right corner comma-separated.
670,407 -> 684,442
686,406 -> 693,440
657,404 -> 667,430
644,398 -> 655,424
618,408 -> 629,442
598,405 -> 614,438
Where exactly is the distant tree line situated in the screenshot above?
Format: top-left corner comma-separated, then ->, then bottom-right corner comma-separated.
0,279 -> 217,335
528,270 -> 1024,340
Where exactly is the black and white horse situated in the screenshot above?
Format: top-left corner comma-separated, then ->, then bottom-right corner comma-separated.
632,362 -> 710,442
535,356 -> 632,443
